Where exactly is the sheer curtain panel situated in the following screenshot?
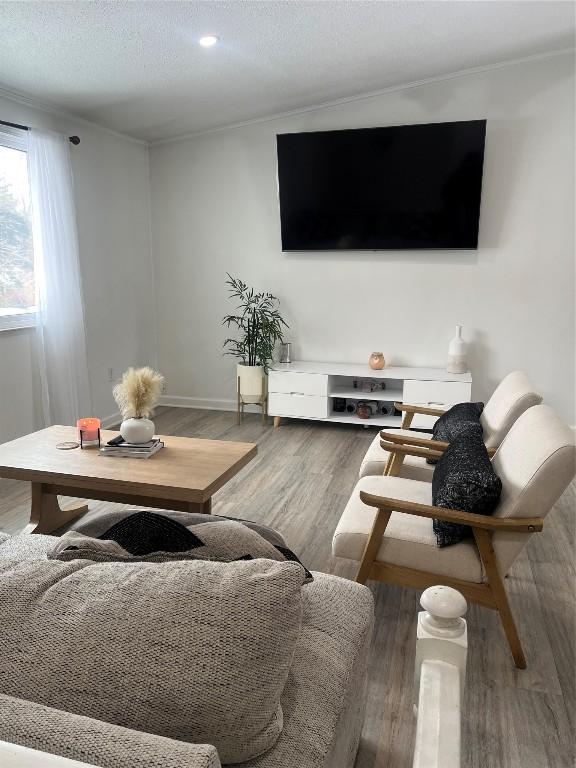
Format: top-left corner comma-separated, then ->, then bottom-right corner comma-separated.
27,128 -> 92,426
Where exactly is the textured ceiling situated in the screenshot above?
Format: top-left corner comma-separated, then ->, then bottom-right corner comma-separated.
0,1 -> 573,142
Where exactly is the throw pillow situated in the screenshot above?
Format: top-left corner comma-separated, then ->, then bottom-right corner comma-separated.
48,510 -> 312,582
432,428 -> 502,547
426,401 -> 485,464
0,557 -> 306,764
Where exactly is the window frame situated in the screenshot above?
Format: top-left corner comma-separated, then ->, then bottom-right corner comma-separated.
0,125 -> 37,332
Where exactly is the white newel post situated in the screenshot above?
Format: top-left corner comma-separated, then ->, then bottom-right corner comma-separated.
413,586 -> 468,768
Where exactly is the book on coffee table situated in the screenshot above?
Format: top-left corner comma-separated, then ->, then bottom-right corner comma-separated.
99,439 -> 164,459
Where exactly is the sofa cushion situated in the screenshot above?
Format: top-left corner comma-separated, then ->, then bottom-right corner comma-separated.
0,532 -> 56,559
241,572 -> 373,768
358,429 -> 435,481
0,557 -> 306,764
0,693 -> 221,768
332,476 -> 483,583
432,429 -> 502,547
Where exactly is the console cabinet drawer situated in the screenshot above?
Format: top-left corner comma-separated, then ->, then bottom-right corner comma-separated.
268,371 -> 328,397
268,393 -> 329,419
403,379 -> 472,407
403,379 -> 472,428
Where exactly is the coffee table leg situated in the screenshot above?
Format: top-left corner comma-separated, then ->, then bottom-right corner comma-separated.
187,498 -> 212,515
24,483 -> 89,535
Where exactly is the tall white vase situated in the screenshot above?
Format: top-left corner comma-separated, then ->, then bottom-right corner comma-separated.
447,325 -> 467,374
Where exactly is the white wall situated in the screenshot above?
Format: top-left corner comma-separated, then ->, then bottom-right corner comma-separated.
0,94 -> 156,441
150,53 -> 575,424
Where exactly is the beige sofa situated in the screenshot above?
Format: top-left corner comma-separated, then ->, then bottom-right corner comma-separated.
0,532 -> 373,768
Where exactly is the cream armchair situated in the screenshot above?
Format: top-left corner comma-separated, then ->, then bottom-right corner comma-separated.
333,404 -> 575,668
359,371 -> 542,481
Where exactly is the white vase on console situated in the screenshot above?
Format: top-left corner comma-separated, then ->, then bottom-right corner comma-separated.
447,325 -> 467,374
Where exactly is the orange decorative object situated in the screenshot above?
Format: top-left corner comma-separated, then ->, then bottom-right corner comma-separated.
77,417 -> 100,443
368,352 -> 385,370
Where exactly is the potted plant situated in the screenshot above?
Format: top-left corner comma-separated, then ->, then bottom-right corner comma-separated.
222,274 -> 288,408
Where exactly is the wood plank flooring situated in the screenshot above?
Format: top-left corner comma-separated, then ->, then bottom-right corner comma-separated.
0,407 -> 573,768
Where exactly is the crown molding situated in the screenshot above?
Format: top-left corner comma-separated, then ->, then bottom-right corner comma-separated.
150,46 -> 574,148
0,83 -> 147,146
0,46 -> 572,149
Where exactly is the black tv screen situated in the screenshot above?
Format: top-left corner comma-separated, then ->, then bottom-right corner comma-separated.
276,120 -> 486,251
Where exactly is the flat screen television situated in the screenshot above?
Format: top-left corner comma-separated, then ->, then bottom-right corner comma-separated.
276,120 -> 486,251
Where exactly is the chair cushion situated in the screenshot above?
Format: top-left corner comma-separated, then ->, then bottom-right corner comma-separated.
0,556 -> 306,764
358,430 -> 436,481
480,371 -> 543,448
432,428 -> 502,547
332,476 -> 483,583
490,404 -> 575,574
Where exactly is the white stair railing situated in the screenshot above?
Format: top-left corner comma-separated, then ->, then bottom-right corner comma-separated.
413,586 -> 468,768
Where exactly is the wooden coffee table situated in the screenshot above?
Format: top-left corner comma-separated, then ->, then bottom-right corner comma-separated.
0,425 -> 257,535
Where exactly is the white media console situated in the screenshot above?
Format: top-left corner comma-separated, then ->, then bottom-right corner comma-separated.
269,361 -> 472,429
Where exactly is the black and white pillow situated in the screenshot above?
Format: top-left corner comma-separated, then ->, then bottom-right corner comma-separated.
432,427 -> 502,547
426,401 -> 485,464
49,510 -> 313,582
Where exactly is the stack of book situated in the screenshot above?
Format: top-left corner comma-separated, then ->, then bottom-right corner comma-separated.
99,438 -> 164,459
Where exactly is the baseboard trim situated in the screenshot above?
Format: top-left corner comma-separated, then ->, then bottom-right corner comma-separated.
158,395 -> 236,413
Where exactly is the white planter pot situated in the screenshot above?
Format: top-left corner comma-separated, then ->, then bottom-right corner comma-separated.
237,364 -> 266,404
447,325 -> 468,374
120,417 -> 155,444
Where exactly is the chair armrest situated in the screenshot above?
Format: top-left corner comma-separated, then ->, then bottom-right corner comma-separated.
0,693 -> 221,768
394,402 -> 446,417
358,491 -> 544,533
381,430 -> 497,457
379,440 -> 443,461
380,431 -> 449,452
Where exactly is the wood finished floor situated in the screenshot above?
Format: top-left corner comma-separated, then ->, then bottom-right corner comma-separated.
0,407 -> 574,768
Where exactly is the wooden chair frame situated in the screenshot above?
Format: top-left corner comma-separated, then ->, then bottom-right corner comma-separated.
355,438 -> 544,669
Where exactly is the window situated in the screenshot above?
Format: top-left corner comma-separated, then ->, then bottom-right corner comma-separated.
0,126 -> 35,330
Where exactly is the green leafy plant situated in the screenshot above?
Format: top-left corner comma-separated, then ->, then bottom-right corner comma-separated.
222,274 -> 288,371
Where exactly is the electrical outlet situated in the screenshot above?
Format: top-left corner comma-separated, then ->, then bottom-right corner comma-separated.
162,381 -> 167,394
108,367 -> 114,382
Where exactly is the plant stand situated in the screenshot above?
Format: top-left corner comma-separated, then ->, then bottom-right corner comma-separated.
237,376 -> 268,426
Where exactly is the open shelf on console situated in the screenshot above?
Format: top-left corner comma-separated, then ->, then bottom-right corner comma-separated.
329,385 -> 403,402
327,412 -> 402,427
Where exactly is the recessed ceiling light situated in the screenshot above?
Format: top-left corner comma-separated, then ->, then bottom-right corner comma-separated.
199,35 -> 219,48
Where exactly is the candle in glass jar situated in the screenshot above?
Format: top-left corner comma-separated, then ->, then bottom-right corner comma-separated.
77,417 -> 100,442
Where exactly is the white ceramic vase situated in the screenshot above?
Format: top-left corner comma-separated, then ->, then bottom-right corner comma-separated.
120,417 -> 155,444
447,325 -> 467,374
237,364 -> 266,404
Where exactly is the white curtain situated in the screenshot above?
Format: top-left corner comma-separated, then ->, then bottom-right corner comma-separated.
27,128 -> 92,426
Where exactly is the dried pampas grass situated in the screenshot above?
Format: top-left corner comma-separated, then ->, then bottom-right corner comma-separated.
113,367 -> 164,420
